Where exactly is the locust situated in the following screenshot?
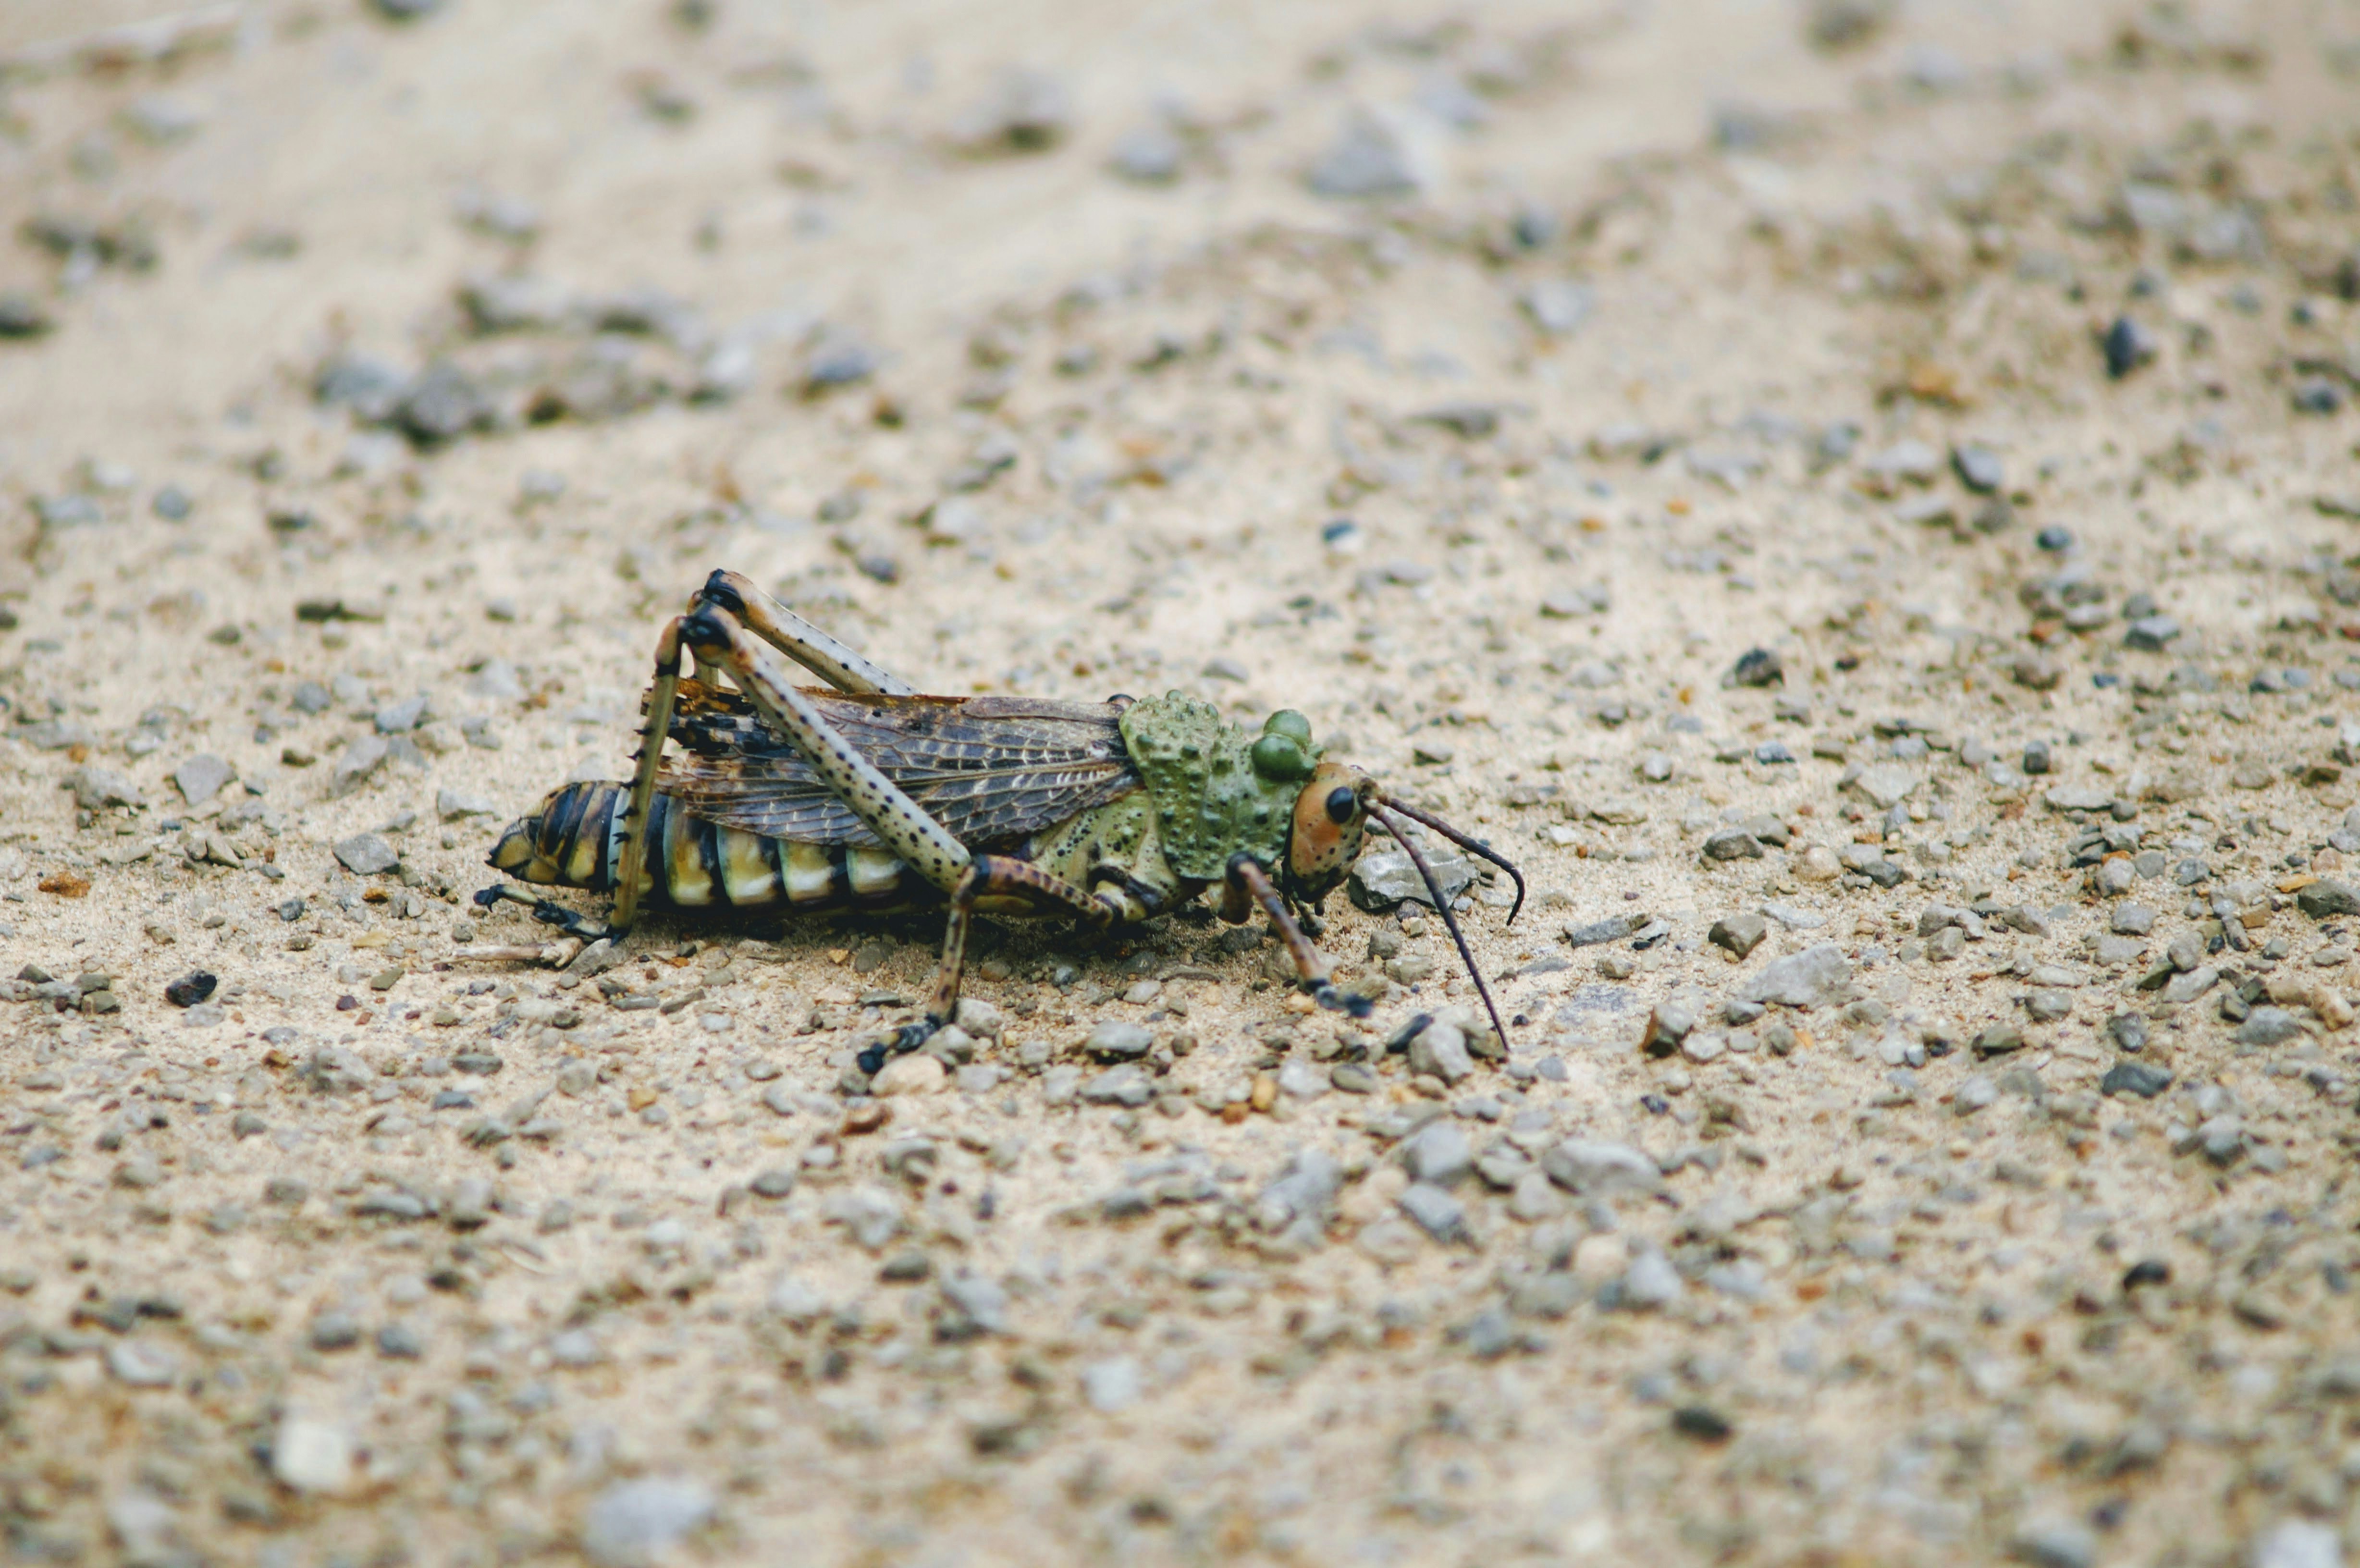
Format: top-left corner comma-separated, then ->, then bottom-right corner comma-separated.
478,569 -> 1523,1074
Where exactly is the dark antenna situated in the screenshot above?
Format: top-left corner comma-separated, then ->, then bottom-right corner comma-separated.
1365,800 -> 1511,1054
1373,795 -> 1525,923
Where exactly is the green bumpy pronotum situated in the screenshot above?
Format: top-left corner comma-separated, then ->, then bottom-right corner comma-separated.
1118,693 -> 1322,882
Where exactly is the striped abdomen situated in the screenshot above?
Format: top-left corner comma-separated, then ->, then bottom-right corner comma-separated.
487,782 -> 931,913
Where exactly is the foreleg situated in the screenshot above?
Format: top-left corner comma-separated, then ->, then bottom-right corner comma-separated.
1225,855 -> 1371,1019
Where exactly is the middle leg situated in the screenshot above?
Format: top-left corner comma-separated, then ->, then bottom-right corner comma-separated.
858,854 -> 1123,1075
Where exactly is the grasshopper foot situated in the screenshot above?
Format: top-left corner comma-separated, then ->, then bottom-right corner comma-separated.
1306,980 -> 1373,1019
856,1020 -> 940,1077
472,884 -> 612,942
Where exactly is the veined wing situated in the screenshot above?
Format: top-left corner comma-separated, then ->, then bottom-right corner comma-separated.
656,682 -> 1140,848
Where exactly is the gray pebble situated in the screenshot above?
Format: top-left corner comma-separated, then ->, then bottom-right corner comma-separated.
582,1478 -> 716,1568
107,1340 -> 178,1386
309,1311 -> 361,1351
2101,1060 -> 2172,1098
2298,880 -> 2360,918
2124,614 -> 2181,651
332,734 -> 390,794
1616,1251 -> 1682,1311
1740,943 -> 1852,1009
1080,1064 -> 1153,1107
1308,110 -> 1423,199
1522,279 -> 1594,336
2013,1520 -> 2097,1568
1080,1357 -> 1142,1413
1951,443 -> 2004,493
172,753 -> 235,806
1564,915 -> 1636,947
1702,828 -> 1764,861
2235,1007 -> 2306,1046
373,694 -> 429,734
1407,1021 -> 1475,1085
2250,1521 -> 2342,1568
1709,912 -> 1767,957
1403,1121 -> 1472,1187
1397,1182 -> 1469,1243
375,1322 -> 426,1359
1108,122 -> 1184,185
334,833 -> 399,876
1083,1020 -> 1152,1060
436,788 -> 497,820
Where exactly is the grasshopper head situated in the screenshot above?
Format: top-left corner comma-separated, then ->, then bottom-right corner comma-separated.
1285,760 -> 1373,902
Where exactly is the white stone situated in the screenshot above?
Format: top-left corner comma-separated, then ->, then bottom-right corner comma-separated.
872,1054 -> 947,1097
271,1414 -> 354,1494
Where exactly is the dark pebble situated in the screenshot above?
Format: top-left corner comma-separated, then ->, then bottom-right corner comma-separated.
1670,1406 -> 1733,1443
2022,741 -> 2051,775
0,291 -> 54,339
2035,526 -> 2073,552
2101,315 -> 2157,379
164,971 -> 217,1008
1731,648 -> 1783,687
2121,1258 -> 2170,1290
2293,377 -> 2345,416
2100,1060 -> 2172,1099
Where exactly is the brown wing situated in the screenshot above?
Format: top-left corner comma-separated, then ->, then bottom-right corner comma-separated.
655,681 -> 1140,849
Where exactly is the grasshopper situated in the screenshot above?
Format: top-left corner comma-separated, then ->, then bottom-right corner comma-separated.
479,570 -> 1523,1074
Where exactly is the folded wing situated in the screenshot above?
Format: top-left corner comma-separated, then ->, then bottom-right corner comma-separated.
656,682 -> 1140,848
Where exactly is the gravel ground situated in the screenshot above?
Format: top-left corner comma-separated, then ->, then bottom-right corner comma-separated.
5,1 -> 2360,1564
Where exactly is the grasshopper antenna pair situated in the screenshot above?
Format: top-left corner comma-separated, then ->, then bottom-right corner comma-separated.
1364,796 -> 1525,1054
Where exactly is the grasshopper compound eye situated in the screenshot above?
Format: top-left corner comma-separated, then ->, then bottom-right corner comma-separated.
1288,762 -> 1370,896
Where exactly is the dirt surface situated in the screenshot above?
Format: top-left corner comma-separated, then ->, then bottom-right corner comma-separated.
6,1 -> 2360,1564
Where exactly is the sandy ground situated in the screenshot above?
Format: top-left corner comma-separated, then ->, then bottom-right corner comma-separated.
5,0 -> 2360,1564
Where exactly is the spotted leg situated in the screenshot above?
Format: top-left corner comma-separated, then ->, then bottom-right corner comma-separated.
618,575 -> 917,931
1226,855 -> 1371,1018
690,569 -> 916,696
858,855 -> 1123,1075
